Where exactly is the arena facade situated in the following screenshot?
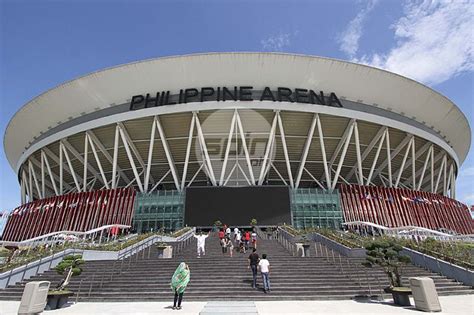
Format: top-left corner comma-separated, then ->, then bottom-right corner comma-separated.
2,53 -> 473,241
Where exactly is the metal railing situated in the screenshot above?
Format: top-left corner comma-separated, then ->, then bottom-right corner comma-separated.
343,221 -> 473,242
1,224 -> 131,248
0,248 -> 83,289
274,227 -> 297,256
74,227 -> 195,302
274,225 -> 384,299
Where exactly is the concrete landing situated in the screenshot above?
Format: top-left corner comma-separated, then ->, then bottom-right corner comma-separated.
0,295 -> 472,315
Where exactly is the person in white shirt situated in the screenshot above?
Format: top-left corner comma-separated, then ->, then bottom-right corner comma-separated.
193,231 -> 209,258
251,231 -> 257,249
225,226 -> 231,238
233,227 -> 239,241
258,254 -> 271,293
235,230 -> 242,245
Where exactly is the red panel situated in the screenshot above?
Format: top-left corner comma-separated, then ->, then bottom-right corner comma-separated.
340,184 -> 474,234
2,188 -> 137,241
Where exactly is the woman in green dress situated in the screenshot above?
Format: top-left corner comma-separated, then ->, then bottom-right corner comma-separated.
171,262 -> 190,310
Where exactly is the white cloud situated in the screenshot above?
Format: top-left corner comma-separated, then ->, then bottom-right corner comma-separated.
261,31 -> 296,51
355,0 -> 474,85
459,193 -> 474,205
338,0 -> 378,57
459,166 -> 474,177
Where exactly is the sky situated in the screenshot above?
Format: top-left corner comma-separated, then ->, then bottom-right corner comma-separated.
0,0 -> 473,214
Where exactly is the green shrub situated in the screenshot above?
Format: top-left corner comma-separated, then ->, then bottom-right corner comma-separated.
54,254 -> 85,291
363,238 -> 411,287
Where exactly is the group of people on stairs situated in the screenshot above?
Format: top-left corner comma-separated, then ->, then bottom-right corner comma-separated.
169,227 -> 271,310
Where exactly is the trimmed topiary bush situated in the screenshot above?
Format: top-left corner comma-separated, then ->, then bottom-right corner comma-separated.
363,238 -> 411,288
54,254 -> 85,291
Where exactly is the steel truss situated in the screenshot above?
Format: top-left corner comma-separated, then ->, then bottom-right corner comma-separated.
19,110 -> 458,203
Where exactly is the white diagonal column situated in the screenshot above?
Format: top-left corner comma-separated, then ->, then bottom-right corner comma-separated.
118,124 -> 144,192
181,115 -> 195,190
417,145 -> 433,191
366,129 -> 387,185
353,122 -> 363,185
194,112 -> 217,186
295,113 -> 317,188
144,118 -> 157,192
41,150 -> 59,195
220,111 -> 237,185
395,137 -> 414,188
277,111 -> 294,188
155,116 -> 181,191
316,114 -> 332,190
235,110 -> 255,185
331,120 -> 355,190
346,126 -> 386,181
86,134 -> 110,189
258,112 -> 278,185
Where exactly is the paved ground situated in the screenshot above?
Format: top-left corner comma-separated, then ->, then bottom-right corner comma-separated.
1,295 -> 473,315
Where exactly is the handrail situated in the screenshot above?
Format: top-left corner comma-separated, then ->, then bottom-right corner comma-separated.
0,248 -> 83,289
343,221 -> 473,240
75,227 -> 196,302
0,224 -> 131,247
274,226 -> 297,256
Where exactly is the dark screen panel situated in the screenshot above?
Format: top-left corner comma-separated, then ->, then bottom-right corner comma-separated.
184,186 -> 291,226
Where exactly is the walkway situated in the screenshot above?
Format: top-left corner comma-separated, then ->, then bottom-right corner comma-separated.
1,295 -> 472,315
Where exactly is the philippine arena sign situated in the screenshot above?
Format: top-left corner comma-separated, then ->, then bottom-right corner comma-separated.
129,86 -> 343,110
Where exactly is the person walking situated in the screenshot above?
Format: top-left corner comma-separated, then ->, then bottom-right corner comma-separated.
225,226 -> 231,239
171,262 -> 190,310
218,229 -> 225,243
247,248 -> 260,289
251,231 -> 257,249
258,254 -> 271,293
193,231 -> 209,258
244,230 -> 251,251
233,227 -> 239,243
221,236 -> 229,255
235,229 -> 242,249
227,236 -> 234,257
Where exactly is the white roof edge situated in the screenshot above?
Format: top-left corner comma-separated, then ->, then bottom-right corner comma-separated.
4,52 -> 471,169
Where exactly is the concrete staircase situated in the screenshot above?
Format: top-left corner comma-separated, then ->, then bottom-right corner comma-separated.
0,231 -> 472,301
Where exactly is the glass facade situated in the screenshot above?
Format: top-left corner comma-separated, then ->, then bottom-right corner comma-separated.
132,190 -> 185,233
290,188 -> 343,229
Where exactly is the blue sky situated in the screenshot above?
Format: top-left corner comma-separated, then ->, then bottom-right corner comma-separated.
0,0 -> 473,213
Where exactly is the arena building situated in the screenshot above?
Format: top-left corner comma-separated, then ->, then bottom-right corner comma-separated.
2,53 -> 473,241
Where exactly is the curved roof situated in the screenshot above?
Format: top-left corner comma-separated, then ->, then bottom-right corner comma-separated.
4,52 -> 471,170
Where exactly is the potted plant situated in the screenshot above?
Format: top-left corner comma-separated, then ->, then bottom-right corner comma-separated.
46,254 -> 84,310
362,239 -> 411,306
250,218 -> 257,227
213,220 -> 222,232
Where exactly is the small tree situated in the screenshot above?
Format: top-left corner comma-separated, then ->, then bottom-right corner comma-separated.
363,239 -> 411,288
250,218 -> 257,226
213,220 -> 222,227
54,255 -> 84,291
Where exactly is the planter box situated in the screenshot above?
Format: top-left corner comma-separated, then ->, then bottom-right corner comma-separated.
156,246 -> 173,259
384,287 -> 412,306
46,291 -> 74,310
82,250 -> 119,261
295,243 -> 311,257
